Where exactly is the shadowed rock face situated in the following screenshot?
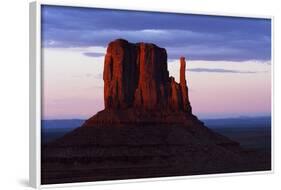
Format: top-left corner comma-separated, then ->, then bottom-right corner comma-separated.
104,39 -> 191,112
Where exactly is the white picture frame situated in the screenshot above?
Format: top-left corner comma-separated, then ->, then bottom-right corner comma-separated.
29,1 -> 274,188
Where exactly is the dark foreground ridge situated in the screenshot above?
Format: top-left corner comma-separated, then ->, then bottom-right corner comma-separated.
42,39 -> 271,184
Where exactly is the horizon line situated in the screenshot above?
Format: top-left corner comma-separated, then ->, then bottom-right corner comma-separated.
42,114 -> 271,121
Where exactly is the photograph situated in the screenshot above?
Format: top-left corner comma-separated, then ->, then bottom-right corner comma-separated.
40,5 -> 271,185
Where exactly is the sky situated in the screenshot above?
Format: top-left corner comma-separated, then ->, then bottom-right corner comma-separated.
41,5 -> 271,119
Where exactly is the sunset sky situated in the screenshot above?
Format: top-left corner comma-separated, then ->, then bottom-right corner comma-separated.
41,5 -> 271,119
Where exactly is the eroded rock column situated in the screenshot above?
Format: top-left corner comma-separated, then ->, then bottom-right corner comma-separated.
179,57 -> 191,113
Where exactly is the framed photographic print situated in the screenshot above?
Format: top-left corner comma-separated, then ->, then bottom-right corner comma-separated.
29,1 -> 273,188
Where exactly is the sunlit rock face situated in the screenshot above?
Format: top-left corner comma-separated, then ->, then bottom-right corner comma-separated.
103,39 -> 191,112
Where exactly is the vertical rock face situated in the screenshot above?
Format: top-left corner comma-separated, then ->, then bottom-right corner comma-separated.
134,43 -> 169,110
103,39 -> 191,113
103,39 -> 138,109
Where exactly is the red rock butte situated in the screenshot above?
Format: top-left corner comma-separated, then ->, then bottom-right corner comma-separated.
41,39 -> 269,184
82,39 -> 200,127
104,39 -> 191,112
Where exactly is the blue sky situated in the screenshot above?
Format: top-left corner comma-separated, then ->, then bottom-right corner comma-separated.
42,5 -> 271,61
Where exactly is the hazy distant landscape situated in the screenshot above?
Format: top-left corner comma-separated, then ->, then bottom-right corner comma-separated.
41,119 -> 84,144
42,116 -> 271,151
203,116 -> 271,151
